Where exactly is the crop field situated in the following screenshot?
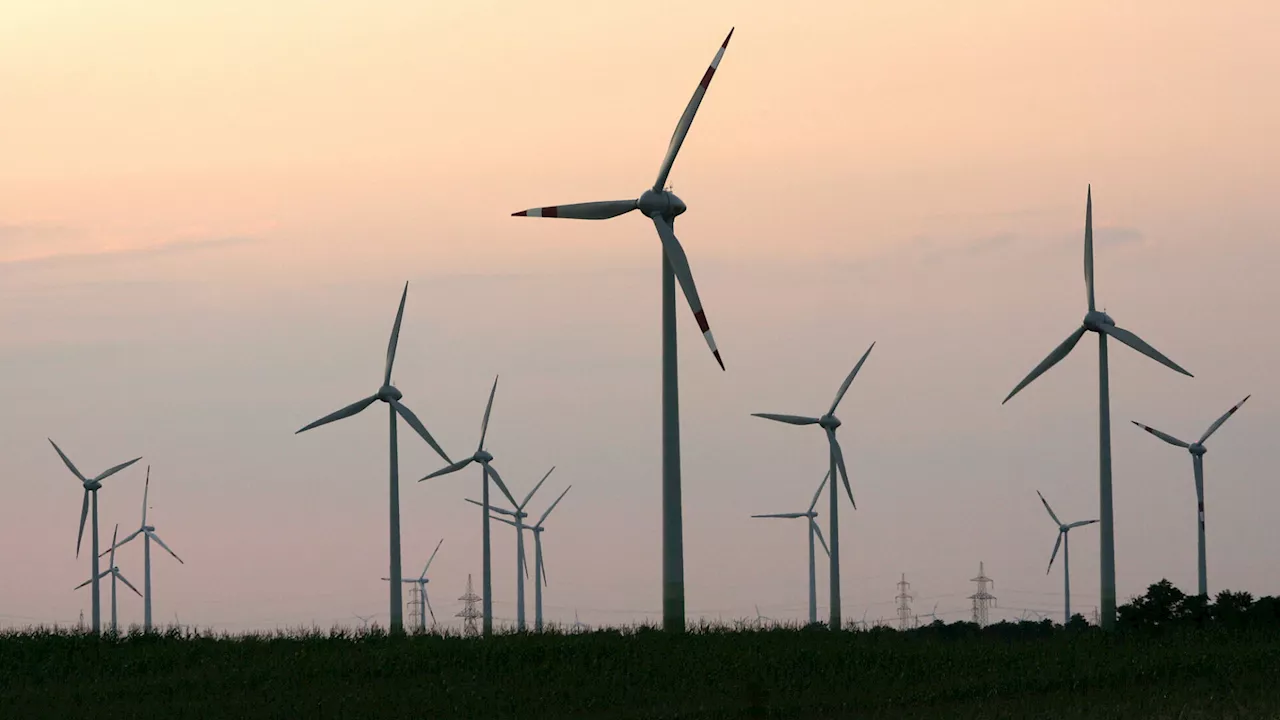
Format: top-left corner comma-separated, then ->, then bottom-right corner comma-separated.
3,618 -> 1280,719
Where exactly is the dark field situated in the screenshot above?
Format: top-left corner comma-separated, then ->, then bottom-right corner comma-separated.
3,619 -> 1279,719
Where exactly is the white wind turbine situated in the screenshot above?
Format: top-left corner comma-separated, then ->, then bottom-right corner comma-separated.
383,538 -> 443,632
102,466 -> 184,632
1002,186 -> 1193,629
511,29 -> 736,632
76,524 -> 141,634
1131,394 -> 1251,597
491,485 -> 572,631
750,471 -> 831,625
465,466 -> 555,631
421,376 -> 520,637
295,282 -> 452,633
752,342 -> 875,629
1036,490 -> 1099,624
49,440 -> 141,634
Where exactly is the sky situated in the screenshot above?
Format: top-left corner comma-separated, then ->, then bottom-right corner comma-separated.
2,0 -> 1278,632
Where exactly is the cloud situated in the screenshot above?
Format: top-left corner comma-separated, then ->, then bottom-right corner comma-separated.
0,235 -> 260,270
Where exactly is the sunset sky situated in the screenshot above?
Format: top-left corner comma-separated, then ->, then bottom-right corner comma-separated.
2,0 -> 1278,631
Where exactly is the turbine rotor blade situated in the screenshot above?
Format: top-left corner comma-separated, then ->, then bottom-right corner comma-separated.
829,342 -> 876,415
95,457 -> 142,483
422,537 -> 444,578
108,524 -> 119,567
141,466 -> 150,528
1085,185 -> 1095,312
479,376 -> 498,450
751,413 -> 820,426
1047,532 -> 1064,574
296,395 -> 379,434
750,512 -> 807,519
425,592 -> 436,625
76,490 -> 89,558
652,28 -> 735,192
485,463 -> 519,508
1067,519 -> 1099,529
521,537 -> 530,580
538,539 -> 548,587
1199,395 -> 1251,444
1131,421 -> 1190,449
116,571 -> 143,597
103,528 -> 143,556
1003,326 -> 1088,404
1100,325 -> 1192,377
537,485 -> 572,526
811,520 -> 830,557
511,200 -> 638,220
491,515 -> 519,529
49,440 -> 87,482
809,471 -> 830,513
391,400 -> 452,463
465,497 -> 518,516
827,429 -> 854,510
385,282 -> 408,386
147,531 -> 184,563
650,214 -> 724,369
420,457 -> 475,482
1036,490 -> 1062,526
73,577 -> 93,591
521,467 -> 555,510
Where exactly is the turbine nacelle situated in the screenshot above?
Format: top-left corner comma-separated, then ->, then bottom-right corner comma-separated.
83,480 -> 102,491
637,189 -> 687,219
143,525 -> 156,533
1083,310 -> 1115,332
475,450 -> 494,464
819,414 -> 841,430
377,385 -> 403,402
1189,443 -> 1207,457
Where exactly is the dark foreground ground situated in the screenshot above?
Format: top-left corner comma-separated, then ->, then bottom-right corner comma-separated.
3,623 -> 1279,719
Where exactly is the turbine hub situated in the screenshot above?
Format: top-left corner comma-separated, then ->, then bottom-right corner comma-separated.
377,385 -> 403,402
84,480 -> 102,491
475,450 -> 494,463
143,525 -> 155,532
1189,443 -> 1207,456
819,414 -> 841,430
1083,310 -> 1115,332
637,189 -> 687,218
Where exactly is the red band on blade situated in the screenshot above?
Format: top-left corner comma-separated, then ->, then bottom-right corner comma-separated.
714,350 -> 724,370
700,67 -> 716,89
513,211 -> 528,216
543,206 -> 559,218
722,28 -> 734,48
693,310 -> 710,333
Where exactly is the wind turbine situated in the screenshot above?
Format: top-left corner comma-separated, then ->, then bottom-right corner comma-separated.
295,282 -> 452,633
1002,186 -> 1193,629
421,376 -> 519,637
491,484 -> 572,631
465,466 -> 555,631
750,471 -> 832,625
511,29 -> 735,632
752,342 -> 875,629
1131,394 -> 1251,597
49,439 -> 141,634
383,538 -> 443,632
1036,490 -> 1099,625
75,524 -> 141,634
102,466 -> 184,632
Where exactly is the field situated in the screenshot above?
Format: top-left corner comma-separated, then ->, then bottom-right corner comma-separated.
3,619 -> 1280,719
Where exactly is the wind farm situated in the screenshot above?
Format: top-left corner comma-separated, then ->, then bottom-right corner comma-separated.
4,8 -> 1280,719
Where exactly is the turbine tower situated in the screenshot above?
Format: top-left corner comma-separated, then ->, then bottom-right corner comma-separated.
49,440 -> 141,634
749,471 -> 831,625
1036,490 -> 1099,624
383,538 -> 443,633
103,466 -> 184,632
1132,394 -> 1251,596
1002,187 -> 1193,629
752,342 -> 876,629
511,29 -> 736,632
465,466 -> 555,631
422,376 -> 520,637
295,282 -> 453,633
492,484 -> 572,631
75,524 -> 141,634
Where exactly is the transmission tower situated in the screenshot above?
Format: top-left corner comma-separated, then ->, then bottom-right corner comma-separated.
895,573 -> 915,630
968,561 -> 997,626
407,584 -> 425,632
456,574 -> 482,637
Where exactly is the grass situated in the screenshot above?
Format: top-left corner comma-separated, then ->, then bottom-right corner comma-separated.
3,621 -> 1279,719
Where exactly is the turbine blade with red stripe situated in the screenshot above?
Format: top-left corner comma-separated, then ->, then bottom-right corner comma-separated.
650,214 -> 724,369
652,28 -> 734,192
511,200 -> 638,220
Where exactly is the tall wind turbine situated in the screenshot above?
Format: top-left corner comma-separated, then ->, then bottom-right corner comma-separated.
76,524 -> 141,634
421,376 -> 519,637
103,466 -> 184,632
1036,490 -> 1099,624
1131,394 -> 1251,597
383,538 -> 443,632
295,282 -> 452,633
50,440 -> 141,634
1002,187 -> 1193,629
511,29 -> 735,632
752,342 -> 875,629
465,466 -> 555,631
492,484 -> 572,632
750,471 -> 832,624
